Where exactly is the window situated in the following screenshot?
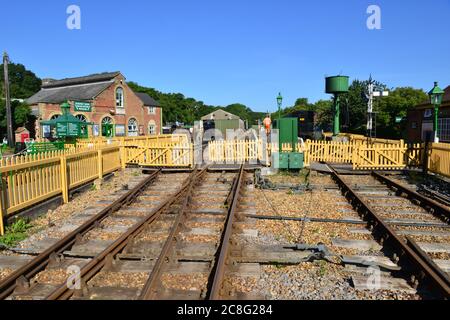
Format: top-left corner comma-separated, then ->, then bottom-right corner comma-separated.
128,118 -> 138,136
116,87 -> 124,108
75,114 -> 87,122
424,109 -> 433,118
148,121 -> 156,135
76,114 -> 88,137
438,118 -> 450,142
50,114 -> 61,120
411,122 -> 417,129
148,106 -> 156,114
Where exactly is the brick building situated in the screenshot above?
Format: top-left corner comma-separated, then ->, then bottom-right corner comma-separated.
407,85 -> 450,143
27,72 -> 162,139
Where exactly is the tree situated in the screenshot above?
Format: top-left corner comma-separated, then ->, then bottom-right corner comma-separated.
0,62 -> 41,99
339,79 -> 387,134
0,62 -> 41,135
377,87 -> 427,138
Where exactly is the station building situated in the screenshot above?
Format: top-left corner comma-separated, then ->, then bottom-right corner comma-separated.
201,109 -> 245,137
27,71 -> 162,139
407,85 -> 450,143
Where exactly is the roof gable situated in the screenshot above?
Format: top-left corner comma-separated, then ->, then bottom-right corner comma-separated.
42,72 -> 121,88
27,81 -> 113,104
201,109 -> 240,121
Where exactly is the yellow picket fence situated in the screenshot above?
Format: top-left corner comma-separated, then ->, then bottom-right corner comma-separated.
74,134 -> 188,148
339,133 -> 404,146
428,143 -> 450,178
352,142 -> 409,170
208,140 -> 261,164
124,142 -> 193,167
0,146 -> 121,234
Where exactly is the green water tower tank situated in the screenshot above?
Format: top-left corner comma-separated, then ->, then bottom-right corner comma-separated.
325,76 -> 349,94
325,75 -> 349,136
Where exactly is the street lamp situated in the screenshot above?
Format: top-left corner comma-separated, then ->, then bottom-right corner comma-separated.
276,92 -> 283,125
428,82 -> 444,143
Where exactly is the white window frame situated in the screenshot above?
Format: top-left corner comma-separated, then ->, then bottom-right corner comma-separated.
128,118 -> 138,136
438,118 -> 450,142
148,123 -> 156,135
148,106 -> 156,115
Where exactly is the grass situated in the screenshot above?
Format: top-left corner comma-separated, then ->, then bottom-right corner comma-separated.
317,260 -> 327,277
0,218 -> 33,248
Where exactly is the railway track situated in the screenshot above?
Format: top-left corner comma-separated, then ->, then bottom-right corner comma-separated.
0,166 -> 254,300
1,164 -> 448,300
0,169 -> 191,300
331,170 -> 450,299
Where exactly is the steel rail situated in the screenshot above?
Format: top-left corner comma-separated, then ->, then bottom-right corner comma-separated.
139,167 -> 209,299
208,164 -> 245,300
372,172 -> 450,223
46,168 -> 201,300
405,236 -> 450,287
0,170 -> 161,300
331,171 -> 450,299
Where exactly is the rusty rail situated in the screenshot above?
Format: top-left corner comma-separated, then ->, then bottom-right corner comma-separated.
331,171 -> 450,299
208,164 -> 245,300
0,170 -> 161,300
139,167 -> 209,299
371,172 -> 450,223
45,168 -> 202,300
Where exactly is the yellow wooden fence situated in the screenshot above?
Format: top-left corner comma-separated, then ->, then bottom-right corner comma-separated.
427,143 -> 450,178
208,140 -> 261,164
0,146 -> 121,235
74,134 -> 188,148
124,142 -> 193,167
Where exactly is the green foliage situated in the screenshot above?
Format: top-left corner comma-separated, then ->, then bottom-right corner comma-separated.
378,87 -> 428,138
128,82 -> 265,126
0,62 -> 41,99
339,80 -> 427,138
0,62 -> 40,136
0,218 -> 33,248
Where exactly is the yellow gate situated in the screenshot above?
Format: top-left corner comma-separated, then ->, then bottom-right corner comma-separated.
352,142 -> 408,170
124,142 -> 193,167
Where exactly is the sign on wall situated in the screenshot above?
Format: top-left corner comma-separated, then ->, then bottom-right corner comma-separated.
74,101 -> 92,112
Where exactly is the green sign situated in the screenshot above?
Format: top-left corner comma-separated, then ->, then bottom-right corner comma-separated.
56,123 -> 68,136
56,122 -> 80,137
74,101 -> 92,112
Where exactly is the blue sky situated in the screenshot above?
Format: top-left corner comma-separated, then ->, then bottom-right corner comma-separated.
2,0 -> 450,112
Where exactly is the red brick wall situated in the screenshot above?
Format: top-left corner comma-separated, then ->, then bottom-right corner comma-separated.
34,74 -> 162,138
406,109 -> 422,143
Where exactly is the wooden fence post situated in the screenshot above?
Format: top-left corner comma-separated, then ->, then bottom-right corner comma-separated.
120,146 -> 127,169
60,156 -> 69,204
98,149 -> 103,179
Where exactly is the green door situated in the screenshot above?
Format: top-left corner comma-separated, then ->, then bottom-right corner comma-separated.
102,124 -> 114,137
101,117 -> 115,137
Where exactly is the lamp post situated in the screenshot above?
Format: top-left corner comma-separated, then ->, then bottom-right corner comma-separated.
428,82 -> 444,143
276,92 -> 283,127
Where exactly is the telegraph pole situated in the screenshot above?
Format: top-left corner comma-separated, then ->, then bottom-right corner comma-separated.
3,52 -> 14,148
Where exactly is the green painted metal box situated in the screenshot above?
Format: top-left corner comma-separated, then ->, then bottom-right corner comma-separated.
289,152 -> 304,169
274,118 -> 298,149
272,152 -> 289,169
